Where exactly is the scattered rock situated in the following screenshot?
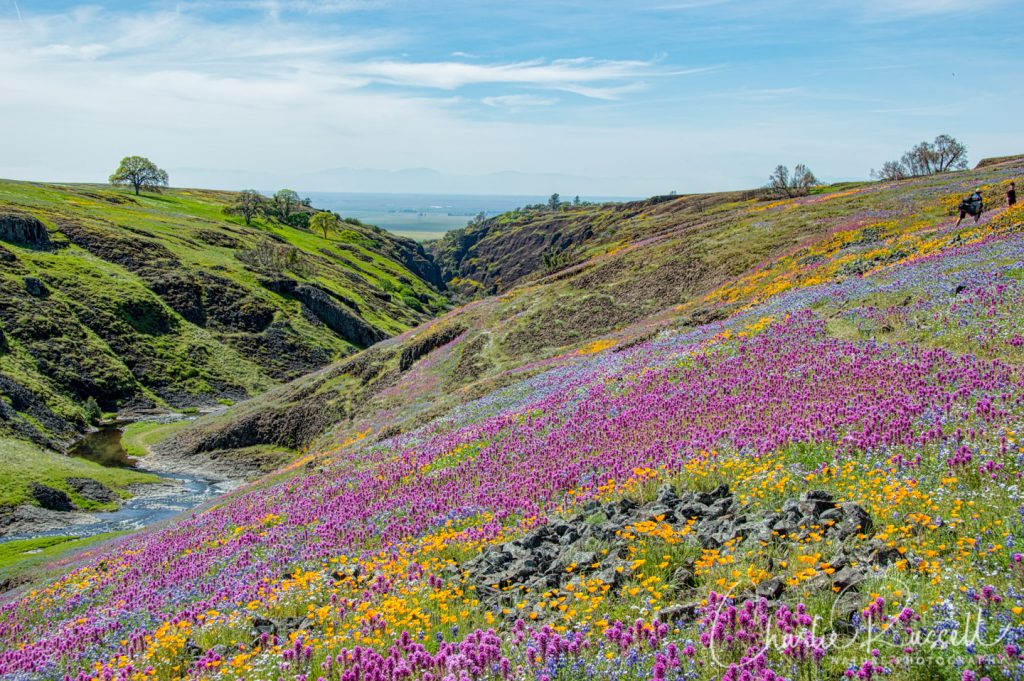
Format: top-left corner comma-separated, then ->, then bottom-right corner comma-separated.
29,482 -> 76,511
252,617 -> 277,637
834,502 -> 873,540
0,503 -> 95,538
0,244 -> 16,262
670,566 -> 695,591
656,602 -> 699,623
830,565 -> 868,591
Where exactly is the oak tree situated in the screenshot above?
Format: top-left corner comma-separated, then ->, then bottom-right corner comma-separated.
109,156 -> 169,195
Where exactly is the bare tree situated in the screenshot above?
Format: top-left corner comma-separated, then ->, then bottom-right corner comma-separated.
792,164 -> 818,191
871,160 -> 910,181
767,164 -> 818,198
932,134 -> 968,172
768,165 -> 791,197
223,190 -> 268,226
872,134 -> 968,180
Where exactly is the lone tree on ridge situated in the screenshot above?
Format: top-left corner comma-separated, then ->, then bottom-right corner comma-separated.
109,156 -> 169,195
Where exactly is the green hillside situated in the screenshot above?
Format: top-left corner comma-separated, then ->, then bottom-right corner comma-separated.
0,180 -> 448,455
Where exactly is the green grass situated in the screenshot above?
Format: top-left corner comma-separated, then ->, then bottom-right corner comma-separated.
0,438 -> 158,510
120,420 -> 192,458
0,531 -> 129,590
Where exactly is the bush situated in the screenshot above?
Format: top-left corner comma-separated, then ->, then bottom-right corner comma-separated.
401,293 -> 424,312
286,212 -> 310,230
83,396 -> 102,425
236,241 -> 316,277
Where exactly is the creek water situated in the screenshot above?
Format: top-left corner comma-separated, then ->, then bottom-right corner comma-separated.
3,424 -> 229,543
69,425 -> 137,467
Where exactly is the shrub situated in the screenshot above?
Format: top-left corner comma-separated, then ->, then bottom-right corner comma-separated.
82,396 -> 102,425
236,241 -> 316,277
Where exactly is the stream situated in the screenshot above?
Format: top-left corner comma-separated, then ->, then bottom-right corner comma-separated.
0,422 -> 232,543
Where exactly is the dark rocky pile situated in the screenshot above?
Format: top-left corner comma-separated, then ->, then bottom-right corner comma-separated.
29,482 -> 76,512
463,484 -> 898,626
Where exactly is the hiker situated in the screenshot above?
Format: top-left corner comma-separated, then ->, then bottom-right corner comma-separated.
955,190 -> 984,227
1008,181 -> 1017,208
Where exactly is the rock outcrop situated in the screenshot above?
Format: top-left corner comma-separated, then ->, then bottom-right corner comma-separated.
463,485 -> 882,619
260,278 -> 385,348
399,323 -> 466,371
0,213 -> 50,246
29,482 -> 76,512
66,477 -> 117,504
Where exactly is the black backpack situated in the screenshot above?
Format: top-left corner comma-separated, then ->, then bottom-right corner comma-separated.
962,194 -> 983,215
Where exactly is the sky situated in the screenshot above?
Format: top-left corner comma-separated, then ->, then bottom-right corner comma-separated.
0,0 -> 1022,196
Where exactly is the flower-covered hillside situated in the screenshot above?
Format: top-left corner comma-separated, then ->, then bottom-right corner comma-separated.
3,162 -> 1024,681
166,157 -> 1024,464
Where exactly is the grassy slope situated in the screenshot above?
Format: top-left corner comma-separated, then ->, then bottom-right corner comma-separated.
119,420 -> 192,459
6,159 -> 1024,679
0,439 -> 157,509
0,531 -> 129,596
0,180 -> 448,457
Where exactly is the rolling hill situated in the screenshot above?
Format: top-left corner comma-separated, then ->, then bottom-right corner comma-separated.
0,181 -> 448,507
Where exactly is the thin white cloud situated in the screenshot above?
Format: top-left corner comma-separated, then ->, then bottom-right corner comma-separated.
483,94 -> 559,108
182,0 -> 390,15
339,57 -> 678,99
650,0 -> 731,9
853,0 -> 1003,19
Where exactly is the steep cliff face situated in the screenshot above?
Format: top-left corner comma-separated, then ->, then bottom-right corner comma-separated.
0,181 -> 449,449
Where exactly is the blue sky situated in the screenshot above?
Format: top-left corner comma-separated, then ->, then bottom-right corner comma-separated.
1,0 -> 1021,195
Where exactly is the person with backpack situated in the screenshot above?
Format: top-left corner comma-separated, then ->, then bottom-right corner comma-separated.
955,190 -> 984,227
